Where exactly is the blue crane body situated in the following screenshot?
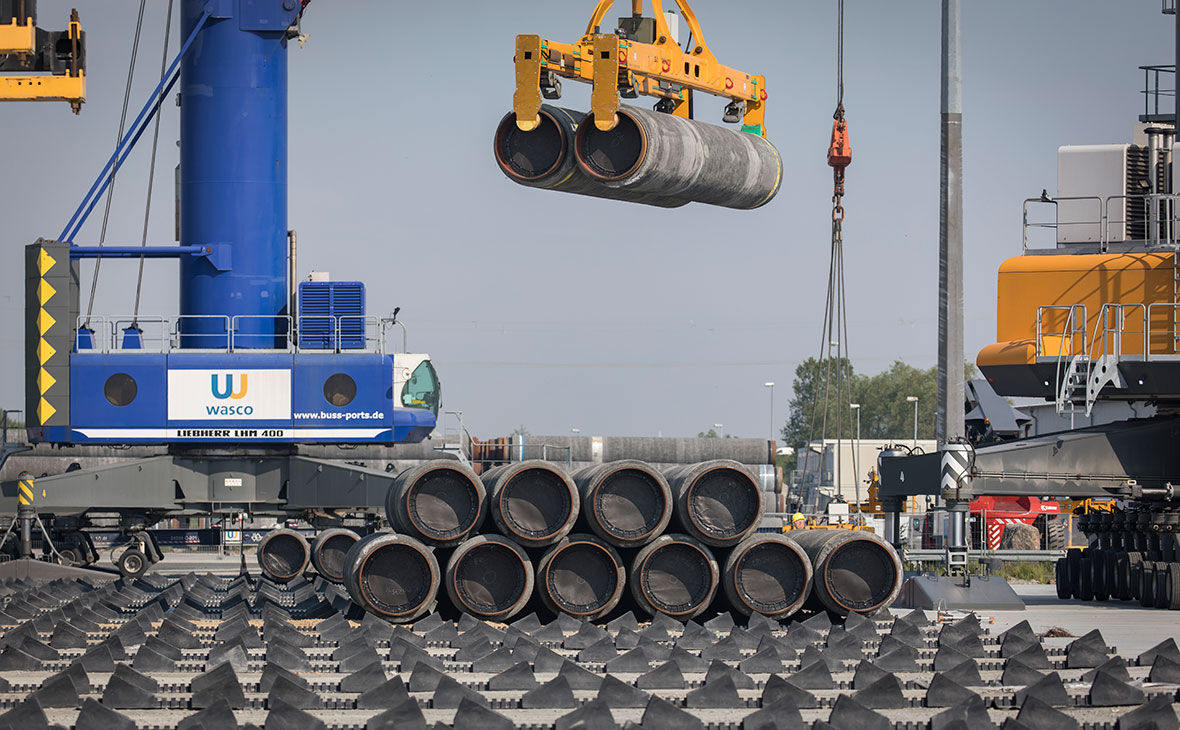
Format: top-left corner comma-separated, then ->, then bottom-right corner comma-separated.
2,0 -> 442,573
30,0 -> 438,447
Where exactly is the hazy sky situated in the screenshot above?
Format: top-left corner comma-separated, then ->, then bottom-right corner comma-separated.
0,1 -> 1172,440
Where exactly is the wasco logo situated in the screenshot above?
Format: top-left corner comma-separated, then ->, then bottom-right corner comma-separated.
211,373 -> 248,401
168,369 -> 291,421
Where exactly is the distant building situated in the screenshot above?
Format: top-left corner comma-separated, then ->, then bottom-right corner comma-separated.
792,438 -> 937,509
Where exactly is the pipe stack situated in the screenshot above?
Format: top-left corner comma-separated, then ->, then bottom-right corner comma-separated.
256,456 -> 902,624
495,104 -> 781,209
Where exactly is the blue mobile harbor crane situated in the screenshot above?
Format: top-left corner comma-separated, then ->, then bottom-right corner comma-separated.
1,0 -> 442,577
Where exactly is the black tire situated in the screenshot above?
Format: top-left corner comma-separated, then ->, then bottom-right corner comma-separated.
117,548 -> 149,579
310,528 -> 360,583
1043,515 -> 1067,550
1140,562 -> 1157,607
1112,552 -> 1129,600
1055,557 -> 1072,600
1076,557 -> 1094,601
1091,549 -> 1109,601
1065,549 -> 1082,596
1154,565 -> 1171,609
257,528 -> 310,582
57,547 -> 84,567
1167,563 -> 1180,611
1129,558 -> 1144,601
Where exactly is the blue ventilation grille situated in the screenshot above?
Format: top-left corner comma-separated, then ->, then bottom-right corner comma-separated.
298,281 -> 366,349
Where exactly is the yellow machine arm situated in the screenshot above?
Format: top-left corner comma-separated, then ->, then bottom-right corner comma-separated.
0,8 -> 85,112
513,0 -> 767,137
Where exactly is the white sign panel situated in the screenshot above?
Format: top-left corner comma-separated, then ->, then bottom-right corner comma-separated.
168,369 -> 292,421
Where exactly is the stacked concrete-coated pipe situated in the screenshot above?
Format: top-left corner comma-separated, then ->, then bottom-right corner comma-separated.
494,104 -> 781,209
319,457 -> 901,623
789,528 -> 903,615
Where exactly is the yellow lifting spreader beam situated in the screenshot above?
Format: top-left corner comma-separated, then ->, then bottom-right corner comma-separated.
0,9 -> 86,113
513,0 -> 767,137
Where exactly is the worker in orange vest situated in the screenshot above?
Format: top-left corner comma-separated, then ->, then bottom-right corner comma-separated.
789,512 -> 807,531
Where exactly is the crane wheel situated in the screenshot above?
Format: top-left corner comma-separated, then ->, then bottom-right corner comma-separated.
118,548 -> 149,579
1055,558 -> 1071,600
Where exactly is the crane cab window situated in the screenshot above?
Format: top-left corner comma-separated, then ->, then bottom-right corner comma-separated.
401,361 -> 440,415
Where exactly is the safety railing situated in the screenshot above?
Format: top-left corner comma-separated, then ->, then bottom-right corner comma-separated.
1139,62 -> 1175,122
72,314 -> 409,354
228,315 -> 293,350
171,315 -> 234,350
1095,303 -> 1147,358
1023,193 -> 1180,252
1023,196 -> 1103,251
1146,302 -> 1180,359
1035,304 -> 1086,359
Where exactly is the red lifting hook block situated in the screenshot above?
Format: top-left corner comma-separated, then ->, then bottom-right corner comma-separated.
827,118 -> 851,169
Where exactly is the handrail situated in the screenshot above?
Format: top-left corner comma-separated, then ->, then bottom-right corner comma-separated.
1024,193 -> 1180,252
1023,196 -> 1104,252
69,313 -> 409,354
1096,303 -> 1147,358
1035,304 -> 1086,358
229,315 -> 293,351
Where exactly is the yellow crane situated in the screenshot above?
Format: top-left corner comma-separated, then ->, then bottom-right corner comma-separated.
512,0 -> 767,137
0,5 -> 85,112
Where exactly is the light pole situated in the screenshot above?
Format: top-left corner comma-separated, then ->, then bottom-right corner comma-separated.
570,428 -> 581,434
906,396 -> 919,447
763,382 -> 775,442
714,423 -> 724,439
849,403 -> 861,508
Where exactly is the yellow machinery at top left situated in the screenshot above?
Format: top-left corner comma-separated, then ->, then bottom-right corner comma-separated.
0,3 -> 85,112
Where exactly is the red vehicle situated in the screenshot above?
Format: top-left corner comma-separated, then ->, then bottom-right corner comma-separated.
922,496 -> 1064,550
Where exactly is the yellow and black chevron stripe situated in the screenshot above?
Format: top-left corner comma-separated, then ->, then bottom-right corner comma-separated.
17,475 -> 34,507
25,239 -> 76,431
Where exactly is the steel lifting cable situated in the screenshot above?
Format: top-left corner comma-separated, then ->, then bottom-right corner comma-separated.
83,0 -> 149,326
132,0 -> 175,325
798,0 -> 853,516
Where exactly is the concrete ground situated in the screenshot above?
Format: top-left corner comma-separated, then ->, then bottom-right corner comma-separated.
889,583 -> 1179,658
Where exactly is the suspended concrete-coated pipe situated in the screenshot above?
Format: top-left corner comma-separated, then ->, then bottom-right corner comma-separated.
574,460 -> 673,548
310,527 -> 360,584
665,460 -> 762,548
386,460 -> 486,548
788,529 -> 903,616
630,533 -> 719,620
445,534 -> 535,622
574,105 -> 782,210
536,533 -> 626,621
723,533 -> 812,620
494,105 -> 687,208
257,528 -> 310,583
343,531 -> 440,623
482,460 -> 580,548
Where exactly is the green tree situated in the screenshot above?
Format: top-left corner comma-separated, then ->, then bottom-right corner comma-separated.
697,429 -> 736,439
781,356 -> 855,448
853,361 -> 938,440
781,359 -> 978,448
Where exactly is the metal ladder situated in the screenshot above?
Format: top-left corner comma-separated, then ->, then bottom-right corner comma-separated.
1173,250 -> 1179,352
434,410 -> 473,466
1055,354 -> 1090,419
